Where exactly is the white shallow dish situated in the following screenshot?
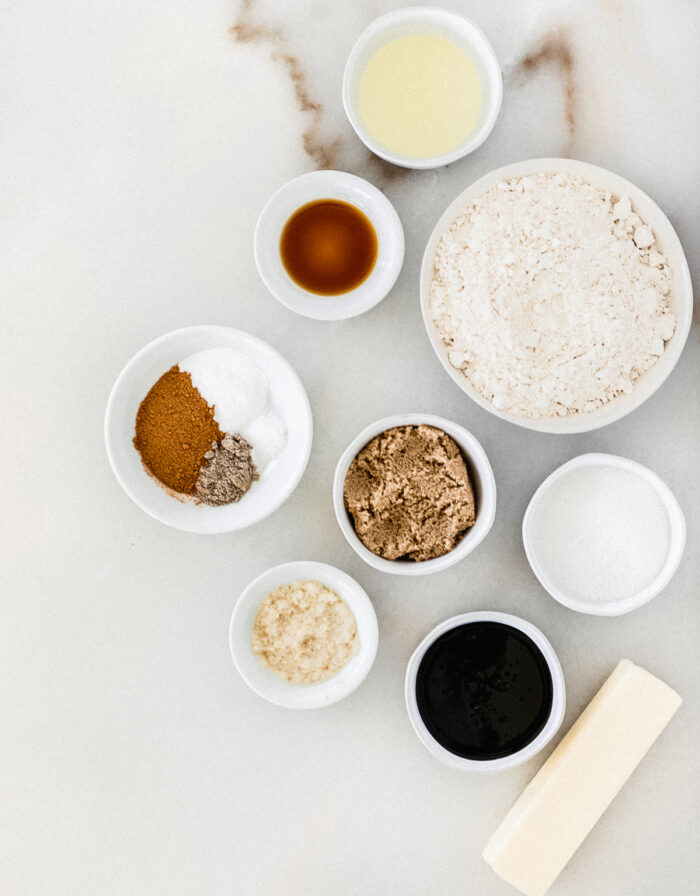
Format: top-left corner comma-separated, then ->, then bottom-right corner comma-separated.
420,157 -> 694,433
523,453 -> 686,616
333,414 -> 496,576
104,326 -> 312,534
405,611 -> 566,772
254,170 -> 404,320
230,561 -> 379,709
342,6 -> 502,169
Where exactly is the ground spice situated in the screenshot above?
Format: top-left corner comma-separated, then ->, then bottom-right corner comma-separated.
195,433 -> 259,506
134,366 -> 222,494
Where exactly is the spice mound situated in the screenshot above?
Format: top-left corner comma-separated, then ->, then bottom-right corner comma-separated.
251,580 -> 359,686
133,348 -> 286,506
430,171 -> 676,419
343,424 -> 476,562
195,433 -> 259,506
133,365 -> 222,494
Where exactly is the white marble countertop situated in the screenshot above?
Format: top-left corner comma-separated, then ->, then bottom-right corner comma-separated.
2,1 -> 699,893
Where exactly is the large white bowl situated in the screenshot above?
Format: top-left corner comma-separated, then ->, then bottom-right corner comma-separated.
254,170 -> 404,320
104,326 -> 312,533
420,158 -> 693,434
405,611 -> 566,772
230,561 -> 379,709
523,453 -> 686,616
342,7 -> 502,169
333,414 -> 496,576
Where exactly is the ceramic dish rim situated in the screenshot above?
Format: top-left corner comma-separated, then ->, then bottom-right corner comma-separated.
404,610 -> 566,772
229,560 -> 379,709
254,169 -> 405,320
104,325 -> 313,534
419,157 -> 694,434
332,413 -> 497,576
342,5 -> 503,169
522,452 -> 686,616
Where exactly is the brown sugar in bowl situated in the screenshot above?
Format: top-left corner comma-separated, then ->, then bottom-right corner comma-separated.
333,414 -> 497,576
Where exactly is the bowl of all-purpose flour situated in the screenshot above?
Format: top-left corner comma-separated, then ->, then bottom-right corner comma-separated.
420,158 -> 693,434
105,326 -> 313,533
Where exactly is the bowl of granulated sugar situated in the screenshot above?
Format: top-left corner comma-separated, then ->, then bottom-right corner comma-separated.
421,158 -> 693,434
523,453 -> 686,615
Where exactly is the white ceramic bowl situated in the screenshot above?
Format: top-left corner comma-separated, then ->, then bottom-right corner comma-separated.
229,561 -> 379,709
333,414 -> 496,576
420,158 -> 694,433
523,453 -> 686,616
405,611 -> 566,772
342,7 -> 502,169
104,326 -> 312,534
254,170 -> 404,320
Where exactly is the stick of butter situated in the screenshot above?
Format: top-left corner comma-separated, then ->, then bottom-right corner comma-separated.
483,659 -> 681,896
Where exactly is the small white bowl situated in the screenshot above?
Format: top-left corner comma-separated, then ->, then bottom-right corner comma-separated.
405,611 -> 566,772
342,7 -> 502,169
229,561 -> 379,709
333,414 -> 496,576
254,170 -> 404,320
523,453 -> 686,616
420,158 -> 694,433
104,326 -> 313,534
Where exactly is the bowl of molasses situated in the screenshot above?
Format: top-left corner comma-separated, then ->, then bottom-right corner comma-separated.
405,611 -> 565,772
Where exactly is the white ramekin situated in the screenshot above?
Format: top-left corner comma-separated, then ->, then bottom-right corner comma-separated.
420,158 -> 693,434
229,561 -> 379,709
523,453 -> 686,616
254,170 -> 404,320
342,7 -> 502,169
104,326 -> 312,534
405,611 -> 566,772
333,414 -> 496,576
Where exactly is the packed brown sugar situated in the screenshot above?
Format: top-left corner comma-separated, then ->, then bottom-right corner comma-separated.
343,424 -> 476,561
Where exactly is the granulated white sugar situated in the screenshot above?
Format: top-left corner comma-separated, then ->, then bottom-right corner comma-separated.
245,408 -> 287,471
180,348 -> 286,472
528,465 -> 671,603
430,172 -> 676,419
181,348 -> 268,432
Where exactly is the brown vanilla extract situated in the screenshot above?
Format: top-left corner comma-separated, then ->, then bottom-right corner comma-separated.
415,621 -> 553,760
280,199 -> 378,295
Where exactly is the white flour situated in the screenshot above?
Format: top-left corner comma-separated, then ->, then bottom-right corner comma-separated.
430,172 -> 676,418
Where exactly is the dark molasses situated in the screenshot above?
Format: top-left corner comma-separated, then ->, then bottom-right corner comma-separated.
415,621 -> 553,761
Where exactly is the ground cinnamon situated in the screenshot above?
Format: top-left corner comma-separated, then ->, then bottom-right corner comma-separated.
134,366 -> 222,494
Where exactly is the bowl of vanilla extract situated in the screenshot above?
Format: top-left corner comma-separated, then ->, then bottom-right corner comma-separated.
254,169 -> 404,320
405,611 -> 566,772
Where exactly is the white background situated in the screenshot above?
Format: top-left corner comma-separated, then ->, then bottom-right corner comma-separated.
2,1 -> 699,893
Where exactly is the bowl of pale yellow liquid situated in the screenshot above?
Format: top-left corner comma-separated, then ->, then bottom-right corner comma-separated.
343,7 -> 502,169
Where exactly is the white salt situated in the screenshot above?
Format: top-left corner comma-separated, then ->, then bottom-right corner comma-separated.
245,408 -> 287,472
179,348 -> 286,473
529,465 -> 671,603
180,348 -> 268,432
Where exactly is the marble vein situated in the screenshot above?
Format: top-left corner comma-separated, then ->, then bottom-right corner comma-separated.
517,29 -> 577,157
230,0 -> 405,187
